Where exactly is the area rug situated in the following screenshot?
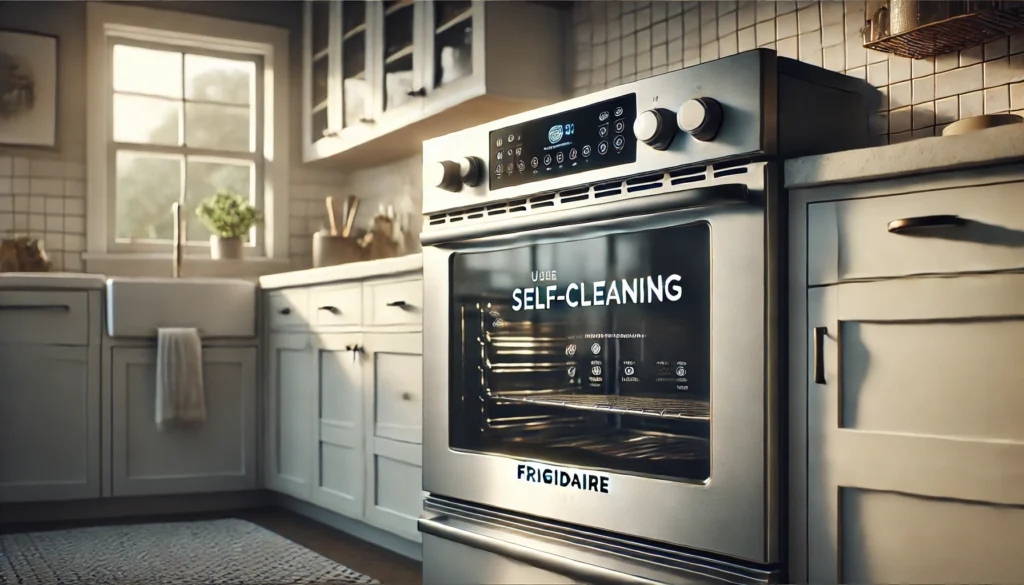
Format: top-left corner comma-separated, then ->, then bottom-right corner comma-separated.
0,518 -> 381,585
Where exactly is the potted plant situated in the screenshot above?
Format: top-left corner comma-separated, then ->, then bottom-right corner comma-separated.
195,190 -> 263,260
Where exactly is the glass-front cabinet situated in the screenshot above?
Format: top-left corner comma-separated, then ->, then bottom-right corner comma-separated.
302,0 -> 566,164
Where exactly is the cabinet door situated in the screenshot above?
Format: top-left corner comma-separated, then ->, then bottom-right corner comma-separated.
369,0 -> 426,126
304,0 -> 334,151
331,0 -> 375,133
111,346 -> 258,496
421,0 -> 484,108
807,274 -> 1024,584
266,333 -> 315,500
0,345 -> 100,502
363,333 -> 424,540
312,333 -> 365,518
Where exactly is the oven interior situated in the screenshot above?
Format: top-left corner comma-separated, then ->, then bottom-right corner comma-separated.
449,222 -> 713,482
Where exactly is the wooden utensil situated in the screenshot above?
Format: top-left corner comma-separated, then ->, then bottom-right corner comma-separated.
342,196 -> 360,238
326,197 -> 340,236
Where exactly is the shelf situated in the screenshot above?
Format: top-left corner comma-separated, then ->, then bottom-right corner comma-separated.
493,393 -> 711,421
385,45 -> 414,66
312,100 -> 328,114
436,8 -> 473,35
502,428 -> 710,463
313,47 -> 330,62
385,0 -> 415,17
342,23 -> 367,42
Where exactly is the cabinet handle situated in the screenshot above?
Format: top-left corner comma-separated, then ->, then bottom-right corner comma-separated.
401,392 -> 413,401
887,214 -> 965,234
0,304 -> 70,312
407,88 -> 426,97
386,300 -> 408,308
359,118 -> 376,124
813,326 -> 828,385
278,307 -> 291,315
318,305 -> 340,314
322,129 -> 339,138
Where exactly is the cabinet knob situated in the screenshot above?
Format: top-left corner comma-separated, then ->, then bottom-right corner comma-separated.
318,305 -> 340,314
407,88 -> 426,97
401,392 -> 413,401
359,118 -> 376,124
386,300 -> 408,308
278,308 -> 291,315
887,215 -> 965,234
322,129 -> 339,138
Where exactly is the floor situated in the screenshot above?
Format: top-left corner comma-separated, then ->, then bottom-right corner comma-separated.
1,506 -> 423,585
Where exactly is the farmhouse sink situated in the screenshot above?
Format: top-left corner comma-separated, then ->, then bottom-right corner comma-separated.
105,277 -> 256,338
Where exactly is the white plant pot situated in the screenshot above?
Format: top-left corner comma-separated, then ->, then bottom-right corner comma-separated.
210,236 -> 243,260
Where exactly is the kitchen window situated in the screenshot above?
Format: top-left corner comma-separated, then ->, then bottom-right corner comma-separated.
85,3 -> 290,266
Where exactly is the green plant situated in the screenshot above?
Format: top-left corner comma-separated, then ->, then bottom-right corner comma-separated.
195,190 -> 263,239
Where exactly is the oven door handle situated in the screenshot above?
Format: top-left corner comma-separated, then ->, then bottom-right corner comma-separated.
419,514 -> 671,585
421,183 -> 749,246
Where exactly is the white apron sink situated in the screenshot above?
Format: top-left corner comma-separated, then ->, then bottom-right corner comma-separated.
105,277 -> 256,338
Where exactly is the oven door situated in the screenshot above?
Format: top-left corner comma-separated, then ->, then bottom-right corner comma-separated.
422,181 -> 780,564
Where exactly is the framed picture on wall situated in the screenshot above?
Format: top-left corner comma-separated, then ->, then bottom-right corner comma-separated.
0,30 -> 58,147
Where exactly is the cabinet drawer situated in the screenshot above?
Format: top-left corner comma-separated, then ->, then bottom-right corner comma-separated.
807,181 -> 1024,285
310,285 -> 362,328
267,289 -> 310,330
364,279 -> 423,327
0,291 -> 90,345
370,334 -> 423,444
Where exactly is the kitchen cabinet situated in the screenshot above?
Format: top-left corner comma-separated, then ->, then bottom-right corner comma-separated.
110,346 -> 258,497
789,164 -> 1024,584
312,333 -> 366,519
0,290 -> 102,503
302,0 -> 566,166
261,258 -> 425,544
265,332 -> 316,500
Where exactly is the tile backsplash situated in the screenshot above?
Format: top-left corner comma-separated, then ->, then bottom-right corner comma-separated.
570,1 -> 1024,143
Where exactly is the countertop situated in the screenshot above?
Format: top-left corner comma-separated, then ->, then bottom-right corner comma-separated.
785,124 -> 1024,189
258,254 -> 423,290
0,273 -> 107,290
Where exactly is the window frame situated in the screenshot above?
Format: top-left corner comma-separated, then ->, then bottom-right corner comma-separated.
86,2 -> 290,264
107,37 -> 266,256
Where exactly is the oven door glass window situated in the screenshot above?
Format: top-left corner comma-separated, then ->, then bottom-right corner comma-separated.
449,222 -> 711,482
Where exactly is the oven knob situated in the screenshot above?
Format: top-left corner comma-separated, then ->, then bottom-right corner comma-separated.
677,97 -> 723,142
431,160 -> 463,192
459,156 -> 484,187
633,108 -> 677,151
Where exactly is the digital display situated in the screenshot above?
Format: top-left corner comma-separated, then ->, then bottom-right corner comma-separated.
489,94 -> 638,190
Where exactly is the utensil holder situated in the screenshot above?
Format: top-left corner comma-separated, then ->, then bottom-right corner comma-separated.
313,233 -> 364,268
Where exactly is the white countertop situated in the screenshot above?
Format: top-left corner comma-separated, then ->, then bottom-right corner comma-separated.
258,254 -> 423,290
0,272 -> 107,290
785,124 -> 1024,189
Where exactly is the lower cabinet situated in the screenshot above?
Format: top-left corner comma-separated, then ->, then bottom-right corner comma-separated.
265,333 -> 315,500
366,437 -> 424,542
0,345 -> 101,502
110,346 -> 258,497
312,333 -> 365,518
806,274 -> 1024,583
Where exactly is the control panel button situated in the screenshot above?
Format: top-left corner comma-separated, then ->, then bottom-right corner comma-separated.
613,135 -> 626,150
515,147 -> 522,156
633,108 -> 678,151
678,97 -> 723,142
614,119 -> 626,134
598,124 -> 609,138
582,144 -> 592,157
599,111 -> 610,122
517,160 -> 526,172
556,151 -> 564,164
569,148 -> 578,160
507,133 -> 515,143
614,106 -> 624,117
543,154 -> 552,166
495,163 -> 502,175
506,162 -> 514,174
598,141 -> 609,155
531,156 -> 539,168
496,137 -> 503,147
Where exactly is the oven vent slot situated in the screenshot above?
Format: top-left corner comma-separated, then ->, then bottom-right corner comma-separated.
448,216 -> 464,223
465,206 -> 486,220
557,186 -> 590,205
508,199 -> 528,214
714,167 -> 748,178
560,193 -> 590,204
429,213 -> 447,226
593,180 -> 622,199
669,166 -> 708,186
625,173 -> 666,193
528,194 -> 556,204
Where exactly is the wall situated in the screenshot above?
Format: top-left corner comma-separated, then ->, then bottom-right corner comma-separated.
0,1 -> 346,273
570,1 -> 1024,141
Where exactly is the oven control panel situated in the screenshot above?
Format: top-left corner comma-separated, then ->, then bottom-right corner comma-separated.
488,94 -> 638,191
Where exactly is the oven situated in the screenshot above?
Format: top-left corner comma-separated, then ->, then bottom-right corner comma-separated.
419,49 -> 877,584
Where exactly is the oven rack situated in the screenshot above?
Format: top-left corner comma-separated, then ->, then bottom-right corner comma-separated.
492,393 -> 710,421
508,429 -> 710,462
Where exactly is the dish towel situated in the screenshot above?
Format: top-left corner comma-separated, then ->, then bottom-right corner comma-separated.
155,328 -> 206,431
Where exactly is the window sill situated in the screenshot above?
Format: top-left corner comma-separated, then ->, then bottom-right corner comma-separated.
83,253 -> 295,279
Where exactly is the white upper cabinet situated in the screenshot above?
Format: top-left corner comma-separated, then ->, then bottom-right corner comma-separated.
302,0 -> 567,166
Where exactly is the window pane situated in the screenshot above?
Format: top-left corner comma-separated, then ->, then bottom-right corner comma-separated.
184,159 -> 254,242
185,54 -> 254,105
113,94 -> 180,145
115,152 -> 182,241
184,103 -> 251,152
113,45 -> 182,98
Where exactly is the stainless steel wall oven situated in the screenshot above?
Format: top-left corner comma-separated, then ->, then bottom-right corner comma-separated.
419,49 -> 877,585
